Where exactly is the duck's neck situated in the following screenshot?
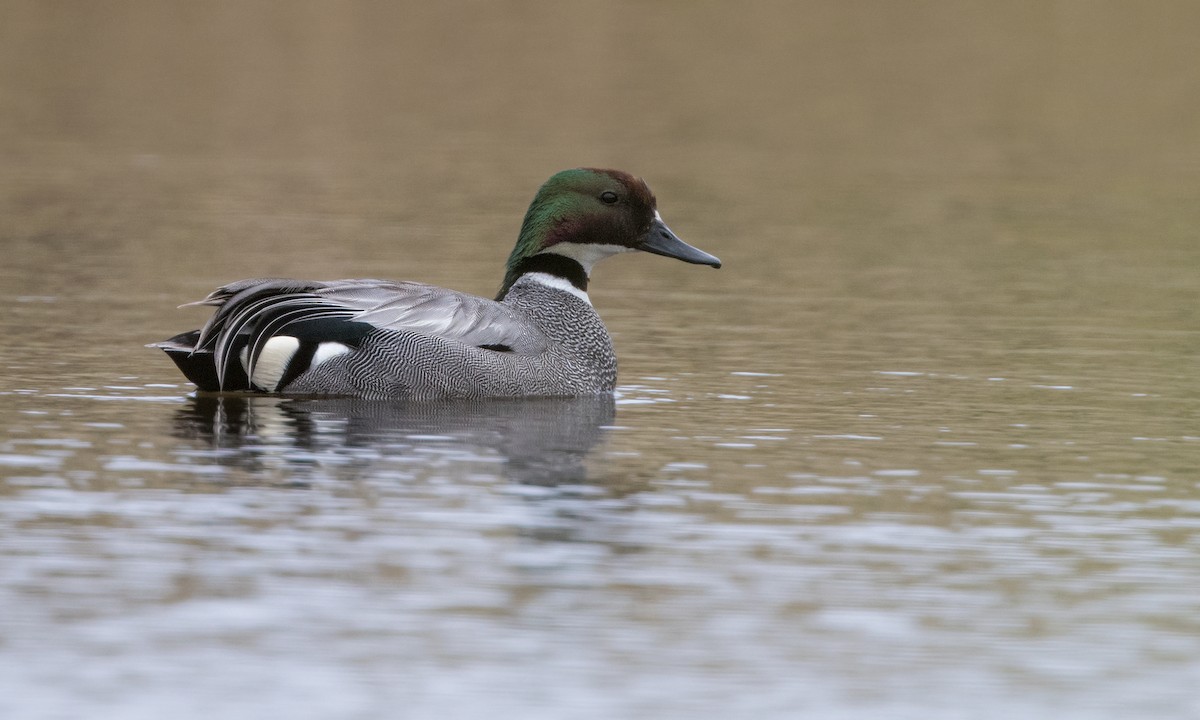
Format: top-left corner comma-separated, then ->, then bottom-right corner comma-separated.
496,253 -> 589,302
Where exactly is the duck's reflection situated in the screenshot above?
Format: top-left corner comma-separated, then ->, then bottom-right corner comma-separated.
173,394 -> 616,486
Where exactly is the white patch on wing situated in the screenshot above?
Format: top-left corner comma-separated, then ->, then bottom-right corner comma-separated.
540,242 -> 631,274
312,341 -> 352,367
524,272 -> 591,304
250,335 -> 300,391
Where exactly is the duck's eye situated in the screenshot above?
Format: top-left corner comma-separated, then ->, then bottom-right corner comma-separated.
599,191 -> 619,205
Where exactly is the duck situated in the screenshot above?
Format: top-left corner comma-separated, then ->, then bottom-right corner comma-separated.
151,168 -> 721,399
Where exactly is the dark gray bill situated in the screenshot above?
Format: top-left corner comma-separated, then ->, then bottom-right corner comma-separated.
638,217 -> 722,268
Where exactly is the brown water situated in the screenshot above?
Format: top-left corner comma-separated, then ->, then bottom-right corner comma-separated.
3,3 -> 1200,719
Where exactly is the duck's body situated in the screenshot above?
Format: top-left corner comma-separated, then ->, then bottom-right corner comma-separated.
153,168 -> 720,399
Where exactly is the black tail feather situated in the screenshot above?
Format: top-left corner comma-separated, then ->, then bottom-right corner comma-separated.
152,330 -> 249,392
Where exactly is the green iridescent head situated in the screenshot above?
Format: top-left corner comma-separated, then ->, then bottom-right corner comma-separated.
498,168 -> 720,297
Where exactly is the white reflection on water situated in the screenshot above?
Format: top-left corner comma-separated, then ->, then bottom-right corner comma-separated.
0,386 -> 1198,719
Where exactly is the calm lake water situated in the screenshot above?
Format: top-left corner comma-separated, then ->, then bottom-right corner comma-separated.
3,3 -> 1200,719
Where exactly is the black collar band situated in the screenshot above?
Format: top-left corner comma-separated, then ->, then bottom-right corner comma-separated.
511,254 -> 589,292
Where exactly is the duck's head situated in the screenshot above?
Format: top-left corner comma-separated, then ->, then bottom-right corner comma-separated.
498,168 -> 720,299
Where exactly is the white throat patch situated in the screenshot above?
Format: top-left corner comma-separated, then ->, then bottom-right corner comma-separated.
524,272 -> 591,304
540,243 -> 632,274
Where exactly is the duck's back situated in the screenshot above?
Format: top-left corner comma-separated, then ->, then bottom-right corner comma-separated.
284,277 -> 616,399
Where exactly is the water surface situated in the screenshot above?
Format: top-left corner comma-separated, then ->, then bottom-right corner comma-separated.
2,3 -> 1200,719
